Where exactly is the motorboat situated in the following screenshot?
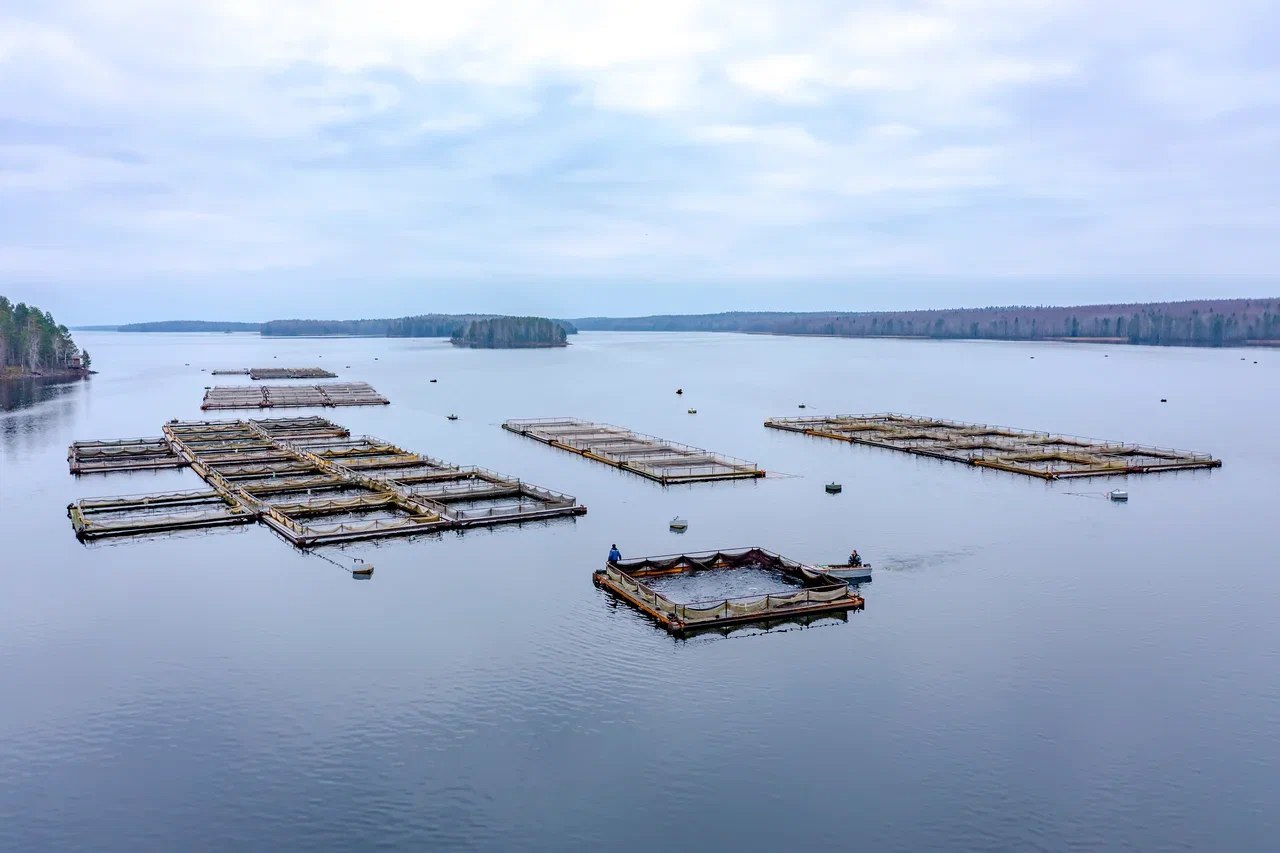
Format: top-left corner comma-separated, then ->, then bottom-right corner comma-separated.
820,562 -> 872,581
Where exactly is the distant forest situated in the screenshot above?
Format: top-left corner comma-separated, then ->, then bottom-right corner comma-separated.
451,316 -> 569,348
1,296 -> 89,377
572,298 -> 1280,347
260,315 -> 578,337
109,320 -> 263,333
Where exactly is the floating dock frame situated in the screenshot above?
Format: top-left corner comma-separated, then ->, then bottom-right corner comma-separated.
68,416 -> 586,545
502,418 -> 764,484
201,382 -> 389,410
594,548 -> 863,635
211,367 -> 338,380
69,436 -> 187,474
764,412 -> 1222,480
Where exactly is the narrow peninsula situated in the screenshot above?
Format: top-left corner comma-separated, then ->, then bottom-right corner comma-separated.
450,316 -> 569,349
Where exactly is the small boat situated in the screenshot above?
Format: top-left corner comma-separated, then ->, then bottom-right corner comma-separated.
1109,489 -> 1128,502
798,403 -> 806,409
669,517 -> 688,532
430,378 -> 438,383
821,562 -> 872,581
825,482 -> 842,494
687,408 -> 697,414
676,388 -> 683,395
447,414 -> 459,421
352,563 -> 374,579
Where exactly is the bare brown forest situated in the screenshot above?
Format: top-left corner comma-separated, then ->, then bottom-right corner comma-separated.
573,298 -> 1280,347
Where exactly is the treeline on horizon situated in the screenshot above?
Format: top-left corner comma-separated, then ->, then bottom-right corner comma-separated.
573,298 -> 1280,347
451,316 -> 569,348
261,314 -> 578,337
99,314 -> 580,337
1,296 -> 87,375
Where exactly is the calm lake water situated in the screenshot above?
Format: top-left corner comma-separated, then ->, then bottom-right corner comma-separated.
2,331 -> 1277,851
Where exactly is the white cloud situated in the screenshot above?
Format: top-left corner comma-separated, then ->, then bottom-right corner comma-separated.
0,0 -> 1277,292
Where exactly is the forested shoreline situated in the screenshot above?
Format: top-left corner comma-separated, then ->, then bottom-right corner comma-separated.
572,297 -> 1280,347
1,296 -> 90,378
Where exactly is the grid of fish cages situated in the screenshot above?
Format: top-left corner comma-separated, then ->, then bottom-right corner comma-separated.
593,547 -> 863,635
200,382 -> 389,410
502,417 -> 765,484
764,412 -> 1222,480
68,416 -> 586,546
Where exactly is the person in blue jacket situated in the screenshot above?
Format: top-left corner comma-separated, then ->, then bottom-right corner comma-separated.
607,544 -> 622,563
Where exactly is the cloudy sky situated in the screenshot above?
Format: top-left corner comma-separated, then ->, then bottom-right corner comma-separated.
3,0 -> 1279,323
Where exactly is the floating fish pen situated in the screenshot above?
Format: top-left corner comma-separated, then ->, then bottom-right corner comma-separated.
68,489 -> 255,538
69,436 -> 186,474
502,418 -> 764,484
210,367 -> 338,379
68,416 -> 585,546
594,548 -> 863,635
764,413 -> 1222,480
200,382 -> 389,410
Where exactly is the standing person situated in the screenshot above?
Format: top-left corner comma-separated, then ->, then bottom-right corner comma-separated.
608,544 -> 622,563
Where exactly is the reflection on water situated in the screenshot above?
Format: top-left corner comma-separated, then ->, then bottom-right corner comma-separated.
0,375 -> 84,412
1,331 -> 1277,851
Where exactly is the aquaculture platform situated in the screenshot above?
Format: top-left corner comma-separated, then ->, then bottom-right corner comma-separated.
765,412 -> 1222,480
211,367 -> 338,380
68,416 -> 586,545
69,436 -> 186,474
594,548 -> 862,635
201,382 -> 389,410
502,418 -> 764,484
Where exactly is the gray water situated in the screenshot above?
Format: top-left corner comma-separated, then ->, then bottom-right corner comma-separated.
1,331 -> 1277,851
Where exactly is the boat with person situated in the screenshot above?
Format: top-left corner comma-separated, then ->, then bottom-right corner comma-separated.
820,549 -> 872,581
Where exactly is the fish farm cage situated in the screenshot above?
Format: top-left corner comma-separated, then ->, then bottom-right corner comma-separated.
764,412 -> 1221,480
502,417 -> 764,484
201,382 -> 389,410
210,367 -> 338,380
594,548 -> 863,635
67,416 -> 586,546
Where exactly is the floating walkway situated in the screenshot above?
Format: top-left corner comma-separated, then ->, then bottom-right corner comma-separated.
211,367 -> 338,380
69,416 -> 586,545
502,418 -> 764,484
201,382 -> 389,410
764,412 -> 1222,480
594,548 -> 863,635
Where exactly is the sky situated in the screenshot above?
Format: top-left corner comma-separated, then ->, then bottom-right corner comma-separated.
2,0 -> 1279,324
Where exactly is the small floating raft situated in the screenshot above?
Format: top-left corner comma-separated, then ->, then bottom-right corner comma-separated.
447,414 -> 459,421
669,517 -> 688,532
825,482 -> 842,494
1109,489 -> 1129,502
352,563 -> 374,578
687,408 -> 697,414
